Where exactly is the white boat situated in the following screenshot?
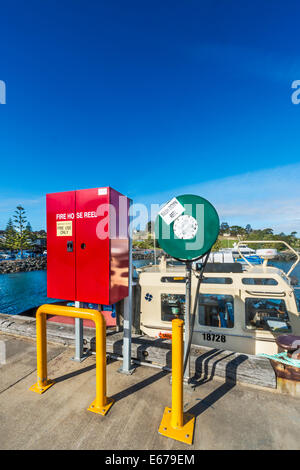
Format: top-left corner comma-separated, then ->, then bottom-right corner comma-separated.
137,240 -> 300,356
231,243 -> 256,259
201,251 -> 234,264
196,244 -> 262,266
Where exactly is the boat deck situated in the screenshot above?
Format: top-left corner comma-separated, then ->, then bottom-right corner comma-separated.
0,332 -> 300,450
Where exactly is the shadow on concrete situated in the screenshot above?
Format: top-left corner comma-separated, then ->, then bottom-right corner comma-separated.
51,356 -> 169,406
54,350 -> 123,383
193,348 -> 235,386
54,363 -> 96,383
111,369 -> 169,402
188,353 -> 248,418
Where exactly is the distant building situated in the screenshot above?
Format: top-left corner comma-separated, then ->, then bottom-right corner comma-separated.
132,229 -> 155,241
133,230 -> 147,241
33,238 -> 47,247
32,238 -> 47,252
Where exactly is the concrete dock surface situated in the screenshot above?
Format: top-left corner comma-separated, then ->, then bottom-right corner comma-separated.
0,332 -> 299,450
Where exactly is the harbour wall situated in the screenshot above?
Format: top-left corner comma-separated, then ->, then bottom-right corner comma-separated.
0,257 -> 47,274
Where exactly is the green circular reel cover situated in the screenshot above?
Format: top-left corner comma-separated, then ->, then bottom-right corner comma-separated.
155,194 -> 220,261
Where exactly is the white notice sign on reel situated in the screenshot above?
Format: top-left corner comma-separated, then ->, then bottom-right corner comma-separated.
158,197 -> 185,225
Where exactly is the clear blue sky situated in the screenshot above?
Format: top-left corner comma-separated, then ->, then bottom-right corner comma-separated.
0,1 -> 300,232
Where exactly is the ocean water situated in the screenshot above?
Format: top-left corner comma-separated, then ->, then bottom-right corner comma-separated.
0,270 -> 52,315
0,259 -> 150,315
0,260 -> 299,315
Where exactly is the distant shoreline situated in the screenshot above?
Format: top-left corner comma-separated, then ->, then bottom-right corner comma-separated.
0,250 -> 296,275
0,257 -> 46,274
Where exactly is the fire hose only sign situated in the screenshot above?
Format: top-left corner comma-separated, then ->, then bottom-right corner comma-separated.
56,221 -> 73,236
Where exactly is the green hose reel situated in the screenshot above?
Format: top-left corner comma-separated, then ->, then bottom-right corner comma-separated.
155,194 -> 219,261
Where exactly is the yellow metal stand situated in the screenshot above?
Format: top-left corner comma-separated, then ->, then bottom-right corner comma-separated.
158,319 -> 195,445
87,397 -> 114,416
30,304 -> 114,416
29,380 -> 55,394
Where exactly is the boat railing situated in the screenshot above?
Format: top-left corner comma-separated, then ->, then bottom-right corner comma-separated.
236,240 -> 300,277
245,289 -> 286,297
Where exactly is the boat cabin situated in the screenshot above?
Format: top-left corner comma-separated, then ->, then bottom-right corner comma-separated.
138,257 -> 300,356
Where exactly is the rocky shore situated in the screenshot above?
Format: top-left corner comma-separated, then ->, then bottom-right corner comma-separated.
274,252 -> 299,261
0,257 -> 47,274
0,251 -> 297,274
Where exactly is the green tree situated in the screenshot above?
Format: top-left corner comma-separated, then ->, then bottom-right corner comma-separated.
211,239 -> 222,251
220,222 -> 229,234
4,218 -> 17,253
25,221 -> 36,244
146,220 -> 154,234
261,228 -> 274,236
36,230 -> 46,236
229,225 -> 247,237
26,222 -> 32,232
13,206 -> 30,256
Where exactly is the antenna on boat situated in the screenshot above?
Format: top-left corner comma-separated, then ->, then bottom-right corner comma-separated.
155,194 -> 220,381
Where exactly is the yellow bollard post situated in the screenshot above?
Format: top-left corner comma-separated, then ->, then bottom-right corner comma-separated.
171,319 -> 184,429
29,309 -> 55,394
87,311 -> 114,415
158,318 -> 195,445
29,304 -> 114,416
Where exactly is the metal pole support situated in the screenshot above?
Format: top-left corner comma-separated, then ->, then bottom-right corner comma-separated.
184,261 -> 192,382
29,304 -> 114,416
71,301 -> 90,362
158,319 -> 195,445
119,198 -> 135,375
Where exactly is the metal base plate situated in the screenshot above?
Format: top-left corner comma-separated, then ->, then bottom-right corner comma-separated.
70,351 -> 91,363
87,397 -> 115,416
29,380 -> 55,395
117,366 -> 136,375
158,407 -> 195,445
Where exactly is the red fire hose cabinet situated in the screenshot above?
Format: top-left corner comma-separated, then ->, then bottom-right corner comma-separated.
46,187 -> 130,305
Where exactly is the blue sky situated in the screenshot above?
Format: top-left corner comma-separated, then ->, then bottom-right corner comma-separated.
0,1 -> 300,232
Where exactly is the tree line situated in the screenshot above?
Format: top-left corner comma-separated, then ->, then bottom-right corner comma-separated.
217,222 -> 299,251
141,220 -> 299,252
0,206 -> 46,255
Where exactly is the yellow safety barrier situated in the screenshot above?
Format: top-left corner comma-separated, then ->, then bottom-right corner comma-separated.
158,318 -> 195,445
29,304 -> 114,416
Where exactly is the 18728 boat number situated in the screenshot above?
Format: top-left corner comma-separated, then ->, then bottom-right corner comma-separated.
203,333 -> 226,343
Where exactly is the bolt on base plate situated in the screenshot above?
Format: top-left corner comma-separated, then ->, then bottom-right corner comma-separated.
29,380 -> 55,394
158,407 -> 195,445
87,397 -> 114,416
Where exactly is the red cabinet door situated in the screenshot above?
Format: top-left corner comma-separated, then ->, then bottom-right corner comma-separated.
75,187 -> 111,304
109,188 -> 129,304
46,191 -> 76,300
47,187 -> 129,305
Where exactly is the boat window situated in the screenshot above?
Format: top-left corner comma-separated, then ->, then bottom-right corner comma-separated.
198,294 -> 234,328
245,298 -> 291,333
161,294 -> 185,322
161,276 -> 185,283
202,277 -> 233,284
242,278 -> 278,286
294,293 -> 300,314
